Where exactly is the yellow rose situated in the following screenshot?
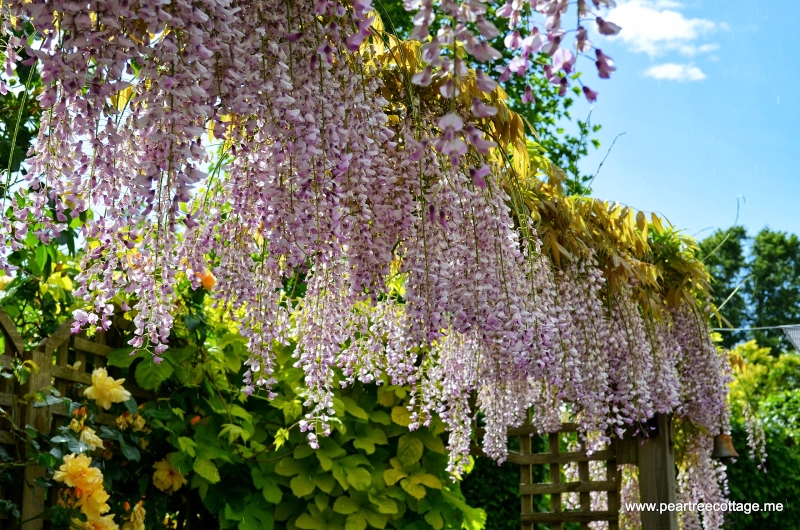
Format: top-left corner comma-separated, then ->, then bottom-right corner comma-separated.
72,514 -> 119,530
80,427 -> 105,451
131,415 -> 147,433
152,460 -> 187,493
69,418 -> 83,432
78,487 -> 111,519
122,501 -> 146,530
116,412 -> 133,430
53,454 -> 103,493
84,368 -> 131,410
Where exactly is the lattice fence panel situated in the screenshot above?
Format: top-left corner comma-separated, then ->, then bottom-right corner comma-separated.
509,423 -> 621,530
0,307 -> 151,530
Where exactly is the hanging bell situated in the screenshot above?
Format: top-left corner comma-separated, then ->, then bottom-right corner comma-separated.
711,434 -> 739,459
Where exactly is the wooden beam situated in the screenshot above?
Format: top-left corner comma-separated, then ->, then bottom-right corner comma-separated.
520,480 -> 617,495
638,413 -> 678,530
521,511 -> 619,524
0,307 -> 24,356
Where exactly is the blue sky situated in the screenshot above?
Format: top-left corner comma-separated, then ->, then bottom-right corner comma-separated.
568,0 -> 800,240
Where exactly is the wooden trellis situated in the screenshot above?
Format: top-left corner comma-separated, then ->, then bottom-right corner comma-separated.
0,307 -> 150,530
507,423 -> 621,530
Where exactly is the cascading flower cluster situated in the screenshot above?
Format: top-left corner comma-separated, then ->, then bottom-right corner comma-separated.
0,1 -> 739,525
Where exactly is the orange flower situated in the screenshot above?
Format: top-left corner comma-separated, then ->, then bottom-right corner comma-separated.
200,270 -> 216,290
189,415 -> 201,426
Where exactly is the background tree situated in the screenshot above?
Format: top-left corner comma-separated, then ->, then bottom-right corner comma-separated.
746,229 -> 800,352
698,226 -> 749,348
700,227 -> 800,352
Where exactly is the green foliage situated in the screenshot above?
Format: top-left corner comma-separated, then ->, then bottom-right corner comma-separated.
726,422 -> 800,530
725,339 -> 800,529
1,264 -> 485,529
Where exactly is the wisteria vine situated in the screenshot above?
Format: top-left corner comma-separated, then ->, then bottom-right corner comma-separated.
0,1 -> 754,527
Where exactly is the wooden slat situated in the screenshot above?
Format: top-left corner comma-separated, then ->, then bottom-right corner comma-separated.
549,433 -> 562,530
52,365 -> 92,385
522,511 -> 619,524
0,354 -> 15,368
0,430 -> 14,444
607,458 -> 620,530
49,403 -> 117,426
73,336 -> 114,357
578,458 -> 591,530
521,480 -> 617,496
0,393 -> 12,407
0,308 -> 24,356
507,423 -> 578,437
37,319 -> 74,355
520,426 -> 533,530
508,450 -> 614,466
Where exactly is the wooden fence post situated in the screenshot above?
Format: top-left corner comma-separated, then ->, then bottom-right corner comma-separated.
638,413 -> 678,530
19,347 -> 53,530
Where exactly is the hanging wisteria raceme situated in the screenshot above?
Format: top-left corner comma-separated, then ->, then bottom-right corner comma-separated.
552,259 -> 612,452
676,432 -> 729,530
671,304 -> 732,437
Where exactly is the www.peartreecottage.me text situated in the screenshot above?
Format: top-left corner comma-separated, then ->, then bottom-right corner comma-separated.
624,502 -> 785,515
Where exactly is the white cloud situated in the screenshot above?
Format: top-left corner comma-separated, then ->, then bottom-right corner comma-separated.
644,63 -> 706,81
607,0 -> 718,56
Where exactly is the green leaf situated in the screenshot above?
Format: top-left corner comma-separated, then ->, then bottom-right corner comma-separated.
367,493 -> 398,515
383,468 -> 407,487
290,474 -> 316,497
364,510 -> 388,529
333,496 -> 360,515
193,458 -> 221,484
341,396 -> 369,420
116,434 -> 141,462
107,346 -> 138,368
369,411 -> 391,425
295,513 -> 326,530
410,472 -> 442,490
424,510 -> 444,529
441,489 -> 487,530
123,396 -> 138,415
396,434 -> 424,466
313,473 -> 336,494
400,478 -> 426,500
346,467 -> 372,491
314,493 -> 329,512
353,428 -> 388,455
239,500 -> 274,530
345,512 -> 367,530
262,482 -> 283,504
220,423 -> 251,445
135,357 -> 174,390
178,437 -> 196,457
35,245 -> 46,270
274,457 -> 303,477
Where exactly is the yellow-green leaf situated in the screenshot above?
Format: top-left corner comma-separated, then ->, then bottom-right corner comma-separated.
390,406 -> 412,427
396,434 -> 424,466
